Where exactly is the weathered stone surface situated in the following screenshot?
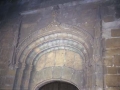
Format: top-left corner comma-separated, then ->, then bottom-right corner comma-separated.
118,67 -> 120,74
104,57 -> 113,66
0,69 -> 7,76
106,87 -> 120,90
1,0 -> 120,90
53,67 -> 62,79
111,29 -> 120,37
7,70 -> 16,76
104,49 -> 120,57
106,38 -> 120,49
65,50 -> 75,68
0,63 -> 7,69
36,54 -> 46,71
107,67 -> 117,74
114,55 -> 120,66
74,53 -> 82,70
103,16 -> 115,22
45,51 -> 55,67
0,77 -> 5,86
62,67 -> 74,80
55,50 -> 65,66
43,67 -> 52,80
5,77 -> 14,86
105,75 -> 120,87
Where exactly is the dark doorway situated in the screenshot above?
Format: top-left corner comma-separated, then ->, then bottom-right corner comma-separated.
39,81 -> 79,90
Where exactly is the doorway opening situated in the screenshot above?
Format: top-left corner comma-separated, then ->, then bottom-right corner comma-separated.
39,81 -> 79,90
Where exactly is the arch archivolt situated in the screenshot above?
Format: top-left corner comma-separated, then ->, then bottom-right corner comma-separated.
13,23 -> 94,90
34,79 -> 80,90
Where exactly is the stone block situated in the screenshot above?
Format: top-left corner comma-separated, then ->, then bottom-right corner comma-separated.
104,49 -> 120,57
106,38 -> 120,49
118,67 -> 120,74
7,70 -> 16,76
5,77 -> 14,86
104,57 -> 113,66
55,50 -> 65,66
53,66 -> 62,79
0,63 -> 7,69
0,69 -> 7,76
62,66 -> 74,80
45,51 -> 55,67
0,49 -> 10,59
105,75 -> 120,87
36,54 -> 46,71
71,71 -> 82,87
74,53 -> 82,70
0,76 -> 5,85
114,55 -> 120,66
106,87 -> 120,90
43,67 -> 52,80
65,50 -> 75,68
103,16 -> 115,22
96,73 -> 104,87
107,67 -> 117,74
0,57 -> 8,64
111,29 -> 120,37
22,13 -> 42,24
34,70 -> 45,83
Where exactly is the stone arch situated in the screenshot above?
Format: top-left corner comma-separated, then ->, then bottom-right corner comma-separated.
34,80 -> 80,90
15,23 -> 93,66
28,49 -> 85,90
13,23 -> 94,90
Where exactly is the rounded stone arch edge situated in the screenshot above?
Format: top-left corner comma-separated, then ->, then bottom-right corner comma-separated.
14,23 -> 94,68
15,35 -> 92,67
16,23 -> 93,56
34,79 -> 80,90
17,23 -> 93,49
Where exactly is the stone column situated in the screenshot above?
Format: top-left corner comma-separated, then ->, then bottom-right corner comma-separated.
13,64 -> 25,90
21,65 -> 33,90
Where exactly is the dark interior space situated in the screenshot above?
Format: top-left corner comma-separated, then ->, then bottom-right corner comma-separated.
39,81 -> 78,90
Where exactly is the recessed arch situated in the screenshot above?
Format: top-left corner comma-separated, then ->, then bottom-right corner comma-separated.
34,80 -> 80,90
16,32 -> 92,67
13,23 -> 94,90
15,23 -> 94,67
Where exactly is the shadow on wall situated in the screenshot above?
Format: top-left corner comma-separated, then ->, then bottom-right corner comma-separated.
115,0 -> 120,18
39,81 -> 78,90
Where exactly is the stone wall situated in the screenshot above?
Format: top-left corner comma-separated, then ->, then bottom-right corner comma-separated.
0,0 -> 120,90
102,1 -> 120,90
0,18 -> 20,90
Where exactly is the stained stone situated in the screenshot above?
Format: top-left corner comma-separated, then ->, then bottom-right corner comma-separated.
0,0 -> 120,90
62,66 -> 74,80
36,55 -> 46,71
43,67 -> 52,80
105,75 -> 120,87
55,50 -> 65,66
65,50 -> 75,68
111,29 -> 120,37
52,67 -> 62,79
45,51 -> 55,67
114,55 -> 120,66
106,38 -> 120,49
